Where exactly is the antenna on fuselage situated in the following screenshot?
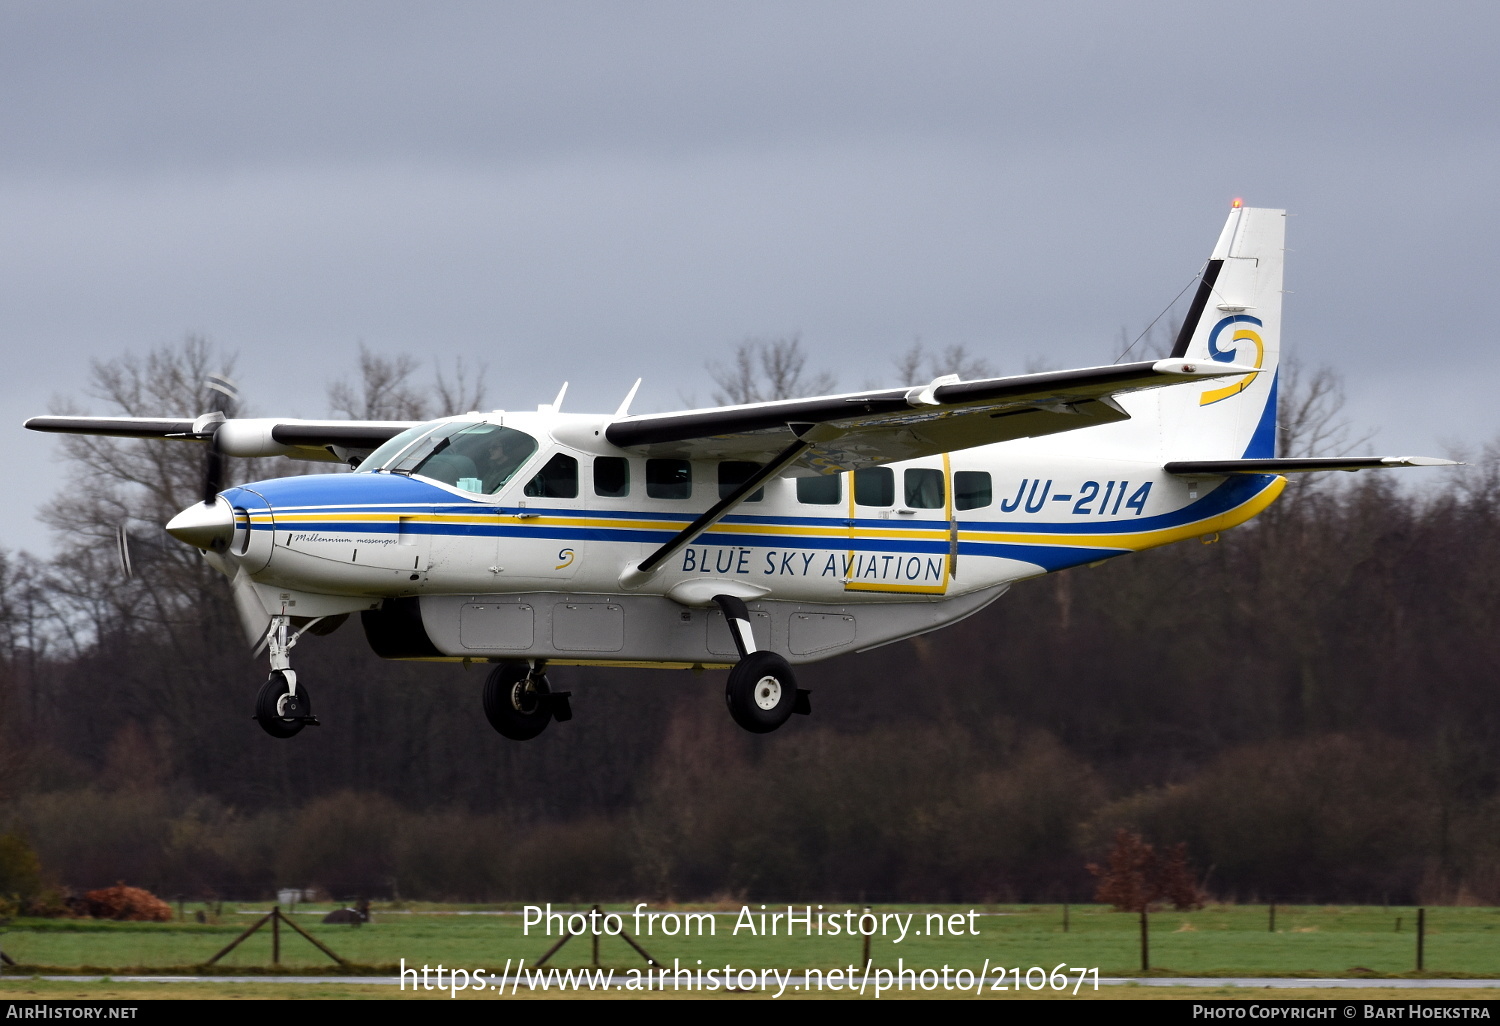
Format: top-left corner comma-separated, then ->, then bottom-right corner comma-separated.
614,378 -> 642,419
538,381 -> 569,414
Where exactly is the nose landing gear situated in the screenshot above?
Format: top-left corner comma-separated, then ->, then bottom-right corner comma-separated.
252,614 -> 321,739
255,670 -> 318,738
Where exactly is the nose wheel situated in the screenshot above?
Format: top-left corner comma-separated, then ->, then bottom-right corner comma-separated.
255,670 -> 319,738
252,613 -> 324,738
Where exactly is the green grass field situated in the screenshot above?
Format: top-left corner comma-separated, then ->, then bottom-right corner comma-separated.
1,903 -> 1496,979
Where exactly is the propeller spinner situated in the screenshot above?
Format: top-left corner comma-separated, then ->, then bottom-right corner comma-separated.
165,497 -> 234,550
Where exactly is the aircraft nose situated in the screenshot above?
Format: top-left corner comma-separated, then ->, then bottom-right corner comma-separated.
166,497 -> 235,551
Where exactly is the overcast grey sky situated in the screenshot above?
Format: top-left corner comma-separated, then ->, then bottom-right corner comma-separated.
4,1 -> 1497,552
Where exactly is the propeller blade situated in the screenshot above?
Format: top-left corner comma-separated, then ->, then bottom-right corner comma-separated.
201,435 -> 226,505
206,374 -> 239,417
115,522 -> 133,580
200,374 -> 239,504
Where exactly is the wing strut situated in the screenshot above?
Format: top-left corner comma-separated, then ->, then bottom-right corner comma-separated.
618,427 -> 831,589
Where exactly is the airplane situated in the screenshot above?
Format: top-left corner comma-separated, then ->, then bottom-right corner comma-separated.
25,203 -> 1455,741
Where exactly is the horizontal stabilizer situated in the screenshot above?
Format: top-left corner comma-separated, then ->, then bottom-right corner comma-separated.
1165,456 -> 1459,475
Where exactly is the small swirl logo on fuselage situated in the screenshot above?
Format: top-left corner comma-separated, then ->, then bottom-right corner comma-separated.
554,548 -> 576,570
1199,314 -> 1264,406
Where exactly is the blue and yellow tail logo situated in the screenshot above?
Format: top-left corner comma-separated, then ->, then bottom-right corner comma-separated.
1200,314 -> 1263,405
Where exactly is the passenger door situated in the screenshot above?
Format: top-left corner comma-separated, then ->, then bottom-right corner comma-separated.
844,458 -> 952,595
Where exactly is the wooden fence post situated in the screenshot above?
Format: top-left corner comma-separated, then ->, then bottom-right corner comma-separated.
1417,907 -> 1425,972
202,904 -> 345,968
536,905 -> 656,969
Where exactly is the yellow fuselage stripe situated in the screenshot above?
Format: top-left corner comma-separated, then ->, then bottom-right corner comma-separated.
265,476 -> 1285,557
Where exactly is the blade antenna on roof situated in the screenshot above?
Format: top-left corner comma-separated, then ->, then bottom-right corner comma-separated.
614,378 -> 642,419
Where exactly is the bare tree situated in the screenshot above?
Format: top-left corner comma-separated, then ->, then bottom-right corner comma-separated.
894,341 -> 994,384
327,345 -> 430,421
328,345 -> 489,420
1276,355 -> 1372,459
41,335 -> 238,570
708,336 -> 836,405
36,338 -> 243,647
433,356 -> 488,417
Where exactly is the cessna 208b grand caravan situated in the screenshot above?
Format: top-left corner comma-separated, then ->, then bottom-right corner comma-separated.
27,204 -> 1453,740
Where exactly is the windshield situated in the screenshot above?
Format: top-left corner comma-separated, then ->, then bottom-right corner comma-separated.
394,423 -> 539,493
359,424 -> 439,471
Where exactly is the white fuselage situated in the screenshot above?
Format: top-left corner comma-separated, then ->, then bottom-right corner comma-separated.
212,410 -> 1281,666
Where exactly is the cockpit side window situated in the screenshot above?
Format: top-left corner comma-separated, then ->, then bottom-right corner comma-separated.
594,457 -> 630,497
397,423 -> 539,493
524,453 -> 579,498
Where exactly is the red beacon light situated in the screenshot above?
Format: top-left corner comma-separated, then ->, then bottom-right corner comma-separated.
1231,197 -> 1244,208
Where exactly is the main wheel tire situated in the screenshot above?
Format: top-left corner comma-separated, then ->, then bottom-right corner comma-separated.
483,662 -> 553,740
255,671 -> 309,739
725,651 -> 798,734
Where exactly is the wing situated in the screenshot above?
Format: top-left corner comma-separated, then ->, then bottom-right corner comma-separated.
605,358 -> 1256,472
24,415 -> 417,461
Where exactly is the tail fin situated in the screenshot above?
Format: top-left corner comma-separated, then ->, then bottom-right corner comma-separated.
1161,204 -> 1285,460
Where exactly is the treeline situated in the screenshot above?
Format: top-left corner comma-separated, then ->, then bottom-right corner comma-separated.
1,340 -> 1496,905
4,713 -> 1494,905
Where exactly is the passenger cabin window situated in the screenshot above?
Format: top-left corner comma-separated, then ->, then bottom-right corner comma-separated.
717,461 -> 764,502
646,458 -> 692,499
854,467 -> 894,507
594,456 -> 630,498
524,453 -> 579,498
796,474 -> 841,505
397,423 -> 538,494
954,471 -> 992,510
904,468 -> 945,509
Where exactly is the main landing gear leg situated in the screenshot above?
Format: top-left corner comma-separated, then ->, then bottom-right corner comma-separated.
483,659 -> 572,741
253,613 -> 321,739
714,594 -> 810,734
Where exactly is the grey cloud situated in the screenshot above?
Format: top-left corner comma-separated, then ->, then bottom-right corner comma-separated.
3,1 -> 1498,552
2,1 -> 1495,176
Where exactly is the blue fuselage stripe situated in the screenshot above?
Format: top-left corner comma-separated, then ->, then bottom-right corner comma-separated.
227,475 -> 1277,560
